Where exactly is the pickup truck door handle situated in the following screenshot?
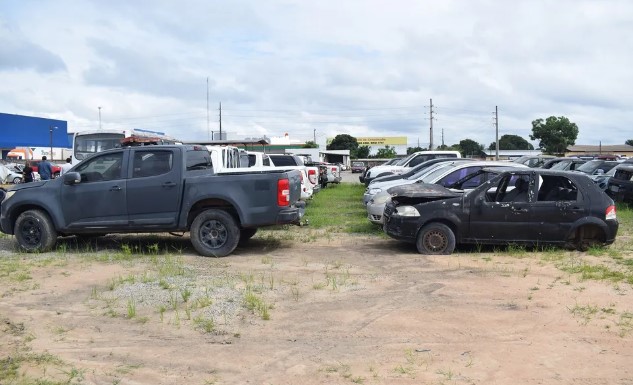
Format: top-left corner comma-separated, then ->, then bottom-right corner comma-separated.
511,206 -> 528,213
109,185 -> 122,191
162,182 -> 177,188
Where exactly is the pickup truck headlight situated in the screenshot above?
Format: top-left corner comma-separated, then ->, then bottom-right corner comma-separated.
394,205 -> 420,217
368,188 -> 382,195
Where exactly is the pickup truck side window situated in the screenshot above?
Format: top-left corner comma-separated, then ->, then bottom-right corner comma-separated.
75,152 -> 124,183
133,150 -> 173,178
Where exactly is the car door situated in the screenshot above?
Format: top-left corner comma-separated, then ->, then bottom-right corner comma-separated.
532,174 -> 587,243
126,148 -> 183,227
60,151 -> 128,229
467,172 -> 535,243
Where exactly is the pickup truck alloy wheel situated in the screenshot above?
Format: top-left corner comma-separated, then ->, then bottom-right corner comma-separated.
190,209 -> 240,257
416,222 -> 456,255
15,209 -> 58,252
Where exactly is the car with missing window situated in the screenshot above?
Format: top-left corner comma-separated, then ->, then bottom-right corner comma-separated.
383,168 -> 618,255
366,161 -> 526,224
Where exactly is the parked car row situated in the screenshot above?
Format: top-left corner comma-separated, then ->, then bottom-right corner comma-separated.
361,155 -> 620,256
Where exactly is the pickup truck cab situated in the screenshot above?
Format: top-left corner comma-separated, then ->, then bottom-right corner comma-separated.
1,145 -> 303,257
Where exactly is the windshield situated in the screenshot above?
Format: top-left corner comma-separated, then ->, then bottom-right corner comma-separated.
550,160 -> 571,170
417,163 -> 457,183
576,160 -> 617,175
74,133 -> 125,161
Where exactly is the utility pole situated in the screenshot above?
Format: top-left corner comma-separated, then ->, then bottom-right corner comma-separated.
98,106 -> 102,130
206,77 -> 209,140
429,98 -> 434,150
219,102 -> 222,140
313,128 -> 316,144
493,106 -> 499,160
441,128 -> 445,148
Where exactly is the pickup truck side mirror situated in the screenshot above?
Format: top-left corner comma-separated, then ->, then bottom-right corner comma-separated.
62,172 -> 81,185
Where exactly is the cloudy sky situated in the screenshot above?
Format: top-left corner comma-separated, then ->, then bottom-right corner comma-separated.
1,0 -> 632,150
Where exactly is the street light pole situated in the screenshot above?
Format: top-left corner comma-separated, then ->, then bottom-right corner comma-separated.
49,125 -> 54,160
98,106 -> 102,129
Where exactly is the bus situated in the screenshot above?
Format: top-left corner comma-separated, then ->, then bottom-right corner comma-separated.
71,128 -> 179,165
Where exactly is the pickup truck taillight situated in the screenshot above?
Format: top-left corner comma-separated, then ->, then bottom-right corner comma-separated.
277,179 -> 290,206
331,167 -> 337,174
308,169 -> 317,184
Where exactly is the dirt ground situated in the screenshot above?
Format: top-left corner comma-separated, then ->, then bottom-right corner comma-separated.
1,229 -> 632,385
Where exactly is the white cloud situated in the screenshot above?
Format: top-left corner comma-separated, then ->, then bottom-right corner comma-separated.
0,0 -> 632,149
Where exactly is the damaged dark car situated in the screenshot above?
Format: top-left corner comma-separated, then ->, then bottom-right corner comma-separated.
383,168 -> 619,255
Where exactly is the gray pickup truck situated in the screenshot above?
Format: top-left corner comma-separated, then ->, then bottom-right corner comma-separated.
0,145 -> 303,257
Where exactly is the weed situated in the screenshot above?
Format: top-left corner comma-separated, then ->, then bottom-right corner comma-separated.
180,287 -> 192,303
127,298 -> 136,319
194,315 -> 216,333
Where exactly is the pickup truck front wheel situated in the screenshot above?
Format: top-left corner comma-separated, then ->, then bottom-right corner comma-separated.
190,209 -> 240,257
15,209 -> 58,253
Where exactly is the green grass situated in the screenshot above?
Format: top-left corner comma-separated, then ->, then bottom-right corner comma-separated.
305,183 -> 382,234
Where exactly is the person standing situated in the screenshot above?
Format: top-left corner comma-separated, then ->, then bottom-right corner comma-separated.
22,161 -> 34,183
38,156 -> 53,180
60,157 -> 72,175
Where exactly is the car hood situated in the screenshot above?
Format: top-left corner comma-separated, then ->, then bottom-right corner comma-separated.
387,183 -> 462,205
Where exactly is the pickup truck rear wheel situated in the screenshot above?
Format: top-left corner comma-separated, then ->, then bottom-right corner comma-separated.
15,209 -> 58,252
416,222 -> 455,255
190,209 -> 240,257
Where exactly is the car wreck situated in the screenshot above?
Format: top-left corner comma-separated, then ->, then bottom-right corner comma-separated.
383,168 -> 619,255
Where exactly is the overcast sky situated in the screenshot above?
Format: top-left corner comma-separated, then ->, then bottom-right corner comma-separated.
1,0 -> 632,150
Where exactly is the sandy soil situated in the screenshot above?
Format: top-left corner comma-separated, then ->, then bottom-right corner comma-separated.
1,231 -> 632,385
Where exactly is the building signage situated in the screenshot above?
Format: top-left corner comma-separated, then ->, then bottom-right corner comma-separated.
326,136 -> 407,146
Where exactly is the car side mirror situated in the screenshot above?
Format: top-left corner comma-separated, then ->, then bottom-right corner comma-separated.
62,172 -> 81,185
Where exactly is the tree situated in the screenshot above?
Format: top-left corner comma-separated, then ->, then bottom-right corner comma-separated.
326,134 -> 359,153
626,139 -> 633,146
435,144 -> 459,151
530,116 -> 578,155
302,140 -> 318,148
375,145 -> 397,158
354,145 -> 370,159
457,139 -> 485,158
488,134 -> 534,151
407,146 -> 424,154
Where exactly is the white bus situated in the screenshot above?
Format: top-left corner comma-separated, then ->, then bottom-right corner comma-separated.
71,128 -> 178,165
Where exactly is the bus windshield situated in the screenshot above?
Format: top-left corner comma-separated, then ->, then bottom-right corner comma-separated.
74,133 -> 125,162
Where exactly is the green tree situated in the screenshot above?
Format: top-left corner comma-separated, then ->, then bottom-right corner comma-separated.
626,139 -> 633,146
530,116 -> 579,155
326,134 -> 359,153
435,144 -> 458,151
457,139 -> 485,158
354,145 -> 370,159
407,146 -> 424,154
375,145 -> 397,158
488,134 -> 534,151
302,140 -> 318,148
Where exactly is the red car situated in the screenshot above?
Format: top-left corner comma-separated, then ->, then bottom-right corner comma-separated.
31,163 -> 62,178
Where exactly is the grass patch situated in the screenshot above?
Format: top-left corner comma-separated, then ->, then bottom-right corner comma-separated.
305,183 -> 382,235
